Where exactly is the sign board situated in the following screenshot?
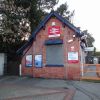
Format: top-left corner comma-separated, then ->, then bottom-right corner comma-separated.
68,52 -> 78,63
48,26 -> 60,37
26,55 -> 32,67
84,47 -> 94,51
35,55 -> 42,68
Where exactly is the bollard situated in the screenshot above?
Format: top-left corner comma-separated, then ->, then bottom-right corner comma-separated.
19,64 -> 22,76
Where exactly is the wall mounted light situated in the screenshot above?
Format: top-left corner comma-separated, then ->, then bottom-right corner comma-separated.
52,22 -> 56,26
68,34 -> 76,43
73,35 -> 75,38
67,39 -> 73,43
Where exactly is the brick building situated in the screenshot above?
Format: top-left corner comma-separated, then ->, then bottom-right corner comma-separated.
17,12 -> 86,80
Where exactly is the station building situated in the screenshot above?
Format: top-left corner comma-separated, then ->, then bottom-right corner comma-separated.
17,12 -> 86,80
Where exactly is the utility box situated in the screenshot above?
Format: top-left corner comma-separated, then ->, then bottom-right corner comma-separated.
0,53 -> 6,76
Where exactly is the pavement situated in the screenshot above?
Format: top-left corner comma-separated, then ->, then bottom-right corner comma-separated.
0,76 -> 100,100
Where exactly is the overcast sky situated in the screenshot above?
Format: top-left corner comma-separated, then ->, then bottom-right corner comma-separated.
58,0 -> 100,51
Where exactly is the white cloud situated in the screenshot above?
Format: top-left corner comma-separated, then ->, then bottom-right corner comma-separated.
59,0 -> 100,51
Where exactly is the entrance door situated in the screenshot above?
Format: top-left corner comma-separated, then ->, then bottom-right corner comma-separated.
0,53 -> 5,75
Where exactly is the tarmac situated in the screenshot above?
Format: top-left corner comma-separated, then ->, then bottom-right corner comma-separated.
0,76 -> 100,100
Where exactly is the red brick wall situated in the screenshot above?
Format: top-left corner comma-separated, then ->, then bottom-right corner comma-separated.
21,17 -> 81,80
21,45 -> 33,76
32,67 -> 65,79
62,26 -> 81,80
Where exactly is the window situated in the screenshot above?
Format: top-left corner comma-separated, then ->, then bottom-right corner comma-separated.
46,45 -> 64,66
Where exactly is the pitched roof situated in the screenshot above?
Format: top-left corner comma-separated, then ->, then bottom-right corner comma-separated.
17,11 -> 81,54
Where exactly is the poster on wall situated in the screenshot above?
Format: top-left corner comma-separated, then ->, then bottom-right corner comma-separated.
68,52 -> 78,63
48,26 -> 60,38
26,55 -> 32,67
35,55 -> 42,68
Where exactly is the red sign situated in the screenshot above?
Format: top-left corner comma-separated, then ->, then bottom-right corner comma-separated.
48,26 -> 60,37
68,60 -> 79,63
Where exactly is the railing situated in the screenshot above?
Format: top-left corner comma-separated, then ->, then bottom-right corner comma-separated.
81,64 -> 100,80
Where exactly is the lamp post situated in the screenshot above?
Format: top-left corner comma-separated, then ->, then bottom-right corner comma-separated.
80,47 -> 84,77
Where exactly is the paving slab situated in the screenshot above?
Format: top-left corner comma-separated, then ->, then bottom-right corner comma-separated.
0,76 -> 75,100
0,76 -> 100,100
